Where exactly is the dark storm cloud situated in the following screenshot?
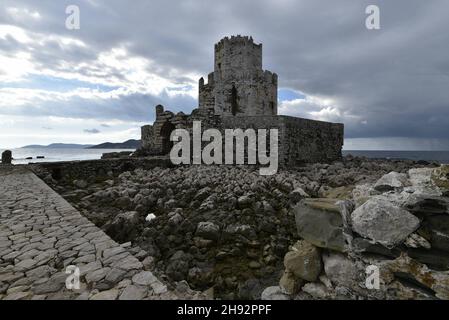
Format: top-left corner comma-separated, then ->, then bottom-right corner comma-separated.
1,0 -> 449,145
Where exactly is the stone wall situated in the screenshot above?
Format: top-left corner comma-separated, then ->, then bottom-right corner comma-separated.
29,157 -> 173,184
140,106 -> 343,167
281,116 -> 343,166
221,115 -> 344,166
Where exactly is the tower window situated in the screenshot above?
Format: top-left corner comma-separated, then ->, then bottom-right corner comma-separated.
231,85 -> 238,116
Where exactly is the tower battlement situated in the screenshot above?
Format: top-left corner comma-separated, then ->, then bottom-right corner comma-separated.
214,35 -> 262,73
214,35 -> 260,48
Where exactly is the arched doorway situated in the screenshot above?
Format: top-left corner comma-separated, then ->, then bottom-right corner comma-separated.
160,121 -> 176,155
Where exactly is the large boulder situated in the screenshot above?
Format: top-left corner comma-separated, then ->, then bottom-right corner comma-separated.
293,199 -> 347,252
351,197 -> 420,248
284,241 -> 322,282
322,252 -> 358,288
1,150 -> 12,164
374,172 -> 409,192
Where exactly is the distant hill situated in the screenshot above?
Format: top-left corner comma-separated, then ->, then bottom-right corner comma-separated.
88,139 -> 141,149
21,143 -> 94,149
21,140 -> 141,150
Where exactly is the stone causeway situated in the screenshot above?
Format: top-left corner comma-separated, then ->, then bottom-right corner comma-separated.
0,166 -> 182,300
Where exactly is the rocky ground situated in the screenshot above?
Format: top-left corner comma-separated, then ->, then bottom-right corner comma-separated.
33,156 -> 449,300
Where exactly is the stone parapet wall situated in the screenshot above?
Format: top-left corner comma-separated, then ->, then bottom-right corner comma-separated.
28,157 -> 173,185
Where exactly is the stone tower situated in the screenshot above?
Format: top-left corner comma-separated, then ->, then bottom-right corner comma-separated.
199,36 -> 278,116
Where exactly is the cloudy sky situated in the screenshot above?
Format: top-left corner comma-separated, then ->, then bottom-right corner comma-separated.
1,0 -> 448,149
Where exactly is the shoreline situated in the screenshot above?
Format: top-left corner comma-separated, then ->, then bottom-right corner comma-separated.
2,148 -> 449,166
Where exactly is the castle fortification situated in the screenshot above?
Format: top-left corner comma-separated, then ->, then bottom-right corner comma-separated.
140,36 -> 344,167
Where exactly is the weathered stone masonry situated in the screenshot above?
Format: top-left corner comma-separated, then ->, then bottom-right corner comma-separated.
199,36 -> 278,116
140,36 -> 344,166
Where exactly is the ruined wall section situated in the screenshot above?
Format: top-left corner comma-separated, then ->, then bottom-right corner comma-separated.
140,105 -> 222,156
141,125 -> 153,149
140,105 -> 175,155
199,73 -> 215,110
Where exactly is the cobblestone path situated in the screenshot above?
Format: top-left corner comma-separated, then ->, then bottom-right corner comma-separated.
0,167 -> 177,300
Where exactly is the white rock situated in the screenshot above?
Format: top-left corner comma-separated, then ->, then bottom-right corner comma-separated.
351,197 -> 420,247
374,172 -> 408,192
145,213 -> 157,222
